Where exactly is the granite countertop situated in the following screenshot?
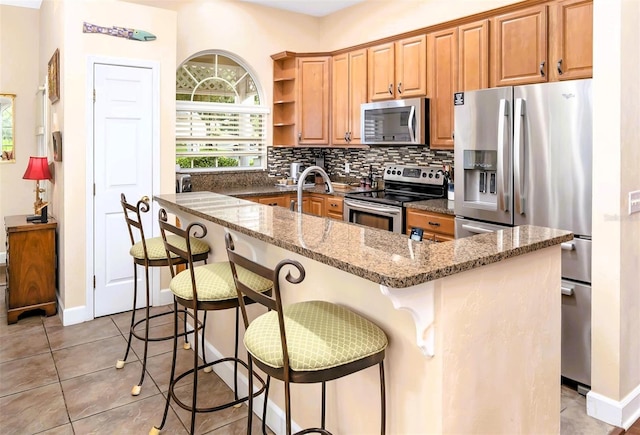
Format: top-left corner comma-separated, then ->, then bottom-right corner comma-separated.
405,198 -> 455,216
214,183 -> 369,198
155,192 -> 573,289
216,185 -> 454,215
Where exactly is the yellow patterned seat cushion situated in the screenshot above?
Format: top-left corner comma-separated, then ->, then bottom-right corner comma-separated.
129,235 -> 210,261
244,300 -> 388,371
170,262 -> 272,302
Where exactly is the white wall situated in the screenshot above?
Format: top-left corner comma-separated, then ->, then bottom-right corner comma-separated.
0,5 -> 41,257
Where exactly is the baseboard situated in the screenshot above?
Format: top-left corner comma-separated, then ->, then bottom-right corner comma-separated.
587,383 -> 640,429
59,297 -> 90,326
188,325 -> 301,434
157,287 -> 174,306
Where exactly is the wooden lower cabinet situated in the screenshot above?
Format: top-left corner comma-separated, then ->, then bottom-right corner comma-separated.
326,196 -> 344,220
405,209 -> 454,242
243,192 -> 343,221
4,215 -> 57,324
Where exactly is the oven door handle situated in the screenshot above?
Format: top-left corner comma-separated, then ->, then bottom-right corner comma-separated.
344,199 -> 402,216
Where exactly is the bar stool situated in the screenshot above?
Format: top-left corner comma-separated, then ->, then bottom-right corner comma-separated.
225,232 -> 388,435
117,194 -> 210,396
151,209 -> 271,435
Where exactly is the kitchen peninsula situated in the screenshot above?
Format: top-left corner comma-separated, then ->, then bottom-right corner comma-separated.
155,191 -> 572,434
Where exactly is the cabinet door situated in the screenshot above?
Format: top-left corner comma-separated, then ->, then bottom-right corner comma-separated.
458,19 -> 489,91
491,5 -> 548,86
332,53 -> 350,145
428,28 -> 458,150
308,195 -> 325,217
396,34 -> 427,98
368,42 -> 396,101
331,49 -> 367,145
348,49 -> 368,144
297,57 -> 330,144
550,0 -> 593,81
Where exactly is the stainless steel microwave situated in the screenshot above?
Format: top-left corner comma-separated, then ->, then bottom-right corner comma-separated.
361,98 -> 429,145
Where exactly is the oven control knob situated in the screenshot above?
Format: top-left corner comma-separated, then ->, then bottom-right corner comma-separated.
422,173 -> 427,178
428,173 -> 433,178
435,173 -> 440,179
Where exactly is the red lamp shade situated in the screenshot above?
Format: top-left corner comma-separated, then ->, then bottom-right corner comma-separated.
23,156 -> 51,180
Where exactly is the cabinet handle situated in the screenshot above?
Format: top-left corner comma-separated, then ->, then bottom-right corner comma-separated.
539,61 -> 546,77
397,82 -> 402,94
557,59 -> 563,75
388,84 -> 393,95
298,132 -> 302,142
348,131 -> 352,142
428,221 -> 440,227
344,132 -> 348,141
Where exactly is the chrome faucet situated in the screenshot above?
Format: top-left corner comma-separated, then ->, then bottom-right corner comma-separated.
295,165 -> 334,213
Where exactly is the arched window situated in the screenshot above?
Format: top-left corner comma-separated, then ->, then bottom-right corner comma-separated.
175,51 -> 268,171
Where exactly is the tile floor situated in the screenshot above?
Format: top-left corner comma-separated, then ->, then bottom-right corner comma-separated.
0,283 -> 619,434
0,284 -> 270,435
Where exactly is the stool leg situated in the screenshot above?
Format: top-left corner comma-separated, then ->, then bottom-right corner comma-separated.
190,305 -> 199,434
182,306 -> 191,350
285,378 -> 292,435
262,375 -> 271,435
247,357 -> 254,435
116,262 -> 138,370
233,307 -> 240,401
151,300 -> 180,434
202,311 -> 211,372
131,262 -> 151,396
379,361 -> 386,435
321,381 -> 326,430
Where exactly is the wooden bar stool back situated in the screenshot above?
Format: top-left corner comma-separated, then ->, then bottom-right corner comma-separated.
116,194 -> 210,396
150,209 -> 271,435
225,232 -> 388,435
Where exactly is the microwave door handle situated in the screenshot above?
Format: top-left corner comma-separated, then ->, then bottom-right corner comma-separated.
514,98 -> 525,215
407,105 -> 416,143
497,99 -> 509,212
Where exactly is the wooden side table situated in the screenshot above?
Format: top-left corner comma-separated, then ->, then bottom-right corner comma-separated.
4,215 -> 57,324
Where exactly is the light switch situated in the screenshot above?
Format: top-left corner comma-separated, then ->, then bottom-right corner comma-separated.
630,190 -> 640,215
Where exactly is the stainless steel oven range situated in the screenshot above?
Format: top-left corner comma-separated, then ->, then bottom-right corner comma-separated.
344,165 -> 447,233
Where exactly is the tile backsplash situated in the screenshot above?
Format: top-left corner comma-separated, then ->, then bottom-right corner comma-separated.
269,146 -> 454,181
189,146 -> 454,191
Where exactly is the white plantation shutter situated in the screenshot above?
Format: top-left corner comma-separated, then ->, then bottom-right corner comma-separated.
176,101 -> 268,170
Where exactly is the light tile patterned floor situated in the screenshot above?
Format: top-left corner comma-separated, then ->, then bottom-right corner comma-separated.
0,283 -> 618,434
0,284 -> 269,435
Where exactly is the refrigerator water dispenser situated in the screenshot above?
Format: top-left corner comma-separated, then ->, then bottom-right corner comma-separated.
462,150 -> 498,206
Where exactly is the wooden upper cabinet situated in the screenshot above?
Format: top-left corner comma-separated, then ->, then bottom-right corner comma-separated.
297,56 -> 330,145
332,49 -> 367,145
368,35 -> 426,101
458,19 -> 489,91
427,28 -> 458,150
396,34 -> 427,98
491,5 -> 548,87
368,42 -> 396,101
549,0 -> 593,81
427,19 -> 488,150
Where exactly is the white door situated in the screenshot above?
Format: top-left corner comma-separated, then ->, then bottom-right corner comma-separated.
93,63 -> 154,317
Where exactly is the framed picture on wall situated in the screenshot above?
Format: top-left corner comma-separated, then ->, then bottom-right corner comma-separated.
48,49 -> 60,104
52,131 -> 62,162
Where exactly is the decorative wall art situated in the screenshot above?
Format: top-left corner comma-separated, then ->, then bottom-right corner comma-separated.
52,131 -> 62,162
82,22 -> 156,41
48,49 -> 60,104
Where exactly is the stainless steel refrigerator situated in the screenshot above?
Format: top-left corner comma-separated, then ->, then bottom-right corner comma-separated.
453,79 -> 592,389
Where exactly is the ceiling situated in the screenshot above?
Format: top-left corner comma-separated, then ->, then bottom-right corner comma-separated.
0,0 -> 366,16
238,0 -> 365,17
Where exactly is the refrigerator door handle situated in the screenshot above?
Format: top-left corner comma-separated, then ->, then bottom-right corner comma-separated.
561,242 -> 576,251
514,98 -> 525,215
497,98 -> 509,212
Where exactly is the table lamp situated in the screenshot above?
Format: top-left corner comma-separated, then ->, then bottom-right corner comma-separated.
23,156 -> 51,218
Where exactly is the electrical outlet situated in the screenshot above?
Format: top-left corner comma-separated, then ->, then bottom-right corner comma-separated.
345,162 -> 350,173
630,190 -> 640,215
